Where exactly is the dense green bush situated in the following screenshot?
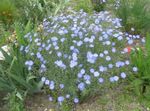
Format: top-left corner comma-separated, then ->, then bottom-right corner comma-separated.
114,0 -> 150,35
130,34 -> 150,99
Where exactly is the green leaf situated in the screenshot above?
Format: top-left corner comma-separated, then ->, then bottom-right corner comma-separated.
26,75 -> 37,83
16,92 -> 23,101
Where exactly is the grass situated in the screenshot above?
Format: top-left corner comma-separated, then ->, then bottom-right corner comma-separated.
114,0 -> 150,35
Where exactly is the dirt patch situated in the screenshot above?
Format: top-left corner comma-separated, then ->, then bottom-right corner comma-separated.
25,93 -> 55,111
25,86 -> 147,111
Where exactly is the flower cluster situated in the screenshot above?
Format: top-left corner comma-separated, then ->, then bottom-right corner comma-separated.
21,10 -> 143,106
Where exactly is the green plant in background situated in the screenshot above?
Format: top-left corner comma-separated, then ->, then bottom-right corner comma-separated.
71,0 -> 93,13
11,0 -> 50,24
91,0 -> 107,12
115,0 -> 150,35
10,0 -> 70,24
130,34 -> 150,99
0,0 -> 18,28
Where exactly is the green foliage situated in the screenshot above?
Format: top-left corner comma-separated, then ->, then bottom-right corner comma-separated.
0,21 -> 42,94
0,0 -> 17,28
130,34 -> 150,99
11,0 -> 70,24
4,90 -> 26,111
115,0 -> 150,34
0,0 -> 70,28
72,0 -> 93,13
0,45 -> 42,94
91,0 -> 106,12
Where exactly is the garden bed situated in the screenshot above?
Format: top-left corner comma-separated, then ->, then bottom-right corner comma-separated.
0,0 -> 150,111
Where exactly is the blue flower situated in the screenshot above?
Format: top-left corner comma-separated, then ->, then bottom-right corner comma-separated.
108,64 -> 113,69
90,68 -> 95,73
25,60 -> 34,66
83,74 -> 91,81
80,69 -> 85,74
70,60 -> 78,68
78,72 -> 83,78
106,56 -> 111,61
99,53 -> 104,58
51,37 -> 58,42
103,50 -> 109,55
36,52 -> 42,59
54,60 -> 66,69
59,84 -> 64,89
58,96 -> 65,103
49,83 -> 55,90
74,98 -> 79,104
60,38 -> 66,42
66,94 -> 70,99
114,76 -> 119,81
98,78 -> 104,83
45,79 -> 50,85
41,77 -> 46,82
120,72 -> 126,79
87,52 -> 98,64
78,82 -> 85,91
49,96 -> 53,102
99,66 -> 105,72
125,60 -> 130,65
94,71 -> 100,77
111,47 -> 116,53
57,52 -> 62,57
133,67 -> 138,72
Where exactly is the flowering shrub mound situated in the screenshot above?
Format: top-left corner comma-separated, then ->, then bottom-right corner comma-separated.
21,10 -> 142,108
